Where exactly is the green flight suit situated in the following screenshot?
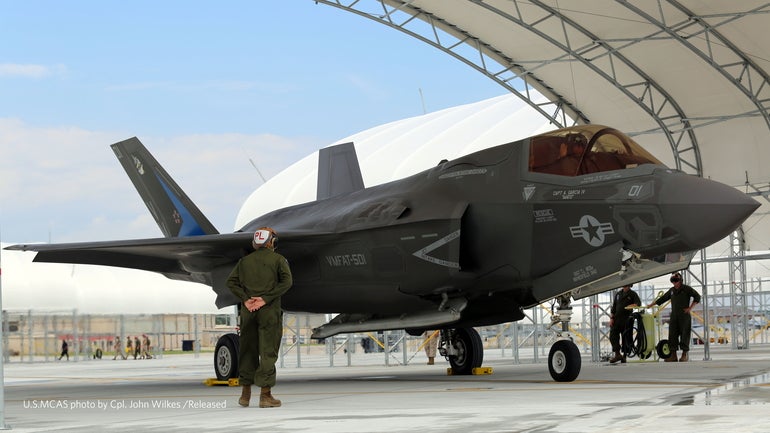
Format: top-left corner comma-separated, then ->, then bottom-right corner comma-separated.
655,283 -> 701,352
609,288 -> 641,353
227,248 -> 292,388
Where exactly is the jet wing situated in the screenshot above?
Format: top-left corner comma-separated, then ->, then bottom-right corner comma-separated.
5,230 -> 321,283
7,229 -> 333,309
6,233 -> 249,278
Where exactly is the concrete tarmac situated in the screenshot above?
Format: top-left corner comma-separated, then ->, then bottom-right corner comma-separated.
2,345 -> 769,432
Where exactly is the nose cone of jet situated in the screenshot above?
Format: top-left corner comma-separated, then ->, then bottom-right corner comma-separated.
658,173 -> 760,251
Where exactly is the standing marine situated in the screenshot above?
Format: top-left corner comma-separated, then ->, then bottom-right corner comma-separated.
647,272 -> 701,362
608,284 -> 641,363
227,227 -> 292,408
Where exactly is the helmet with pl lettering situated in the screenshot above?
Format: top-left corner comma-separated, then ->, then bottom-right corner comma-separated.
253,227 -> 277,250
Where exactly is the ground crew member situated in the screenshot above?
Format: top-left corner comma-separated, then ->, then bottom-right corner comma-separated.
608,284 -> 641,363
227,227 -> 292,408
58,339 -> 69,361
141,334 -> 152,359
647,272 -> 701,362
113,336 -> 126,360
423,330 -> 439,365
133,336 -> 141,360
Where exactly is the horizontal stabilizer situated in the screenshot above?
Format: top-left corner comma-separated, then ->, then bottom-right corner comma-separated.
111,137 -> 218,237
317,142 -> 364,200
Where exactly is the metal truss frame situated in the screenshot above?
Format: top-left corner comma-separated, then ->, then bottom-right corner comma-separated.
314,0 -> 770,357
314,1 -> 770,173
315,0 -> 585,129
314,0 -> 704,174
619,1 -> 770,134
729,228 -> 750,349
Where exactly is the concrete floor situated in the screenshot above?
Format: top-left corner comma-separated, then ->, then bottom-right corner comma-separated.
1,345 -> 769,432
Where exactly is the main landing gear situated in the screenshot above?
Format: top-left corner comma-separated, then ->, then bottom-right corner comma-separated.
214,333 -> 240,381
438,328 -> 484,375
214,321 -> 580,382
547,295 -> 581,382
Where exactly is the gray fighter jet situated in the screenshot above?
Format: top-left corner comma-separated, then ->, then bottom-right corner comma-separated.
6,125 -> 759,381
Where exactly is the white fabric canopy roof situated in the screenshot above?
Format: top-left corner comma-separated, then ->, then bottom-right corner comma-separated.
304,1 -> 770,250
236,94 -> 554,227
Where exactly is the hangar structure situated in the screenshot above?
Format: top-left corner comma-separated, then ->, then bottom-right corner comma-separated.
309,1 -> 770,352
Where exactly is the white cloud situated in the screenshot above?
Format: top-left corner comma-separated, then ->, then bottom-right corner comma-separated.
0,63 -> 65,78
0,120 -> 325,314
1,245 -> 221,314
0,118 -> 324,243
105,79 -> 293,94
345,73 -> 390,100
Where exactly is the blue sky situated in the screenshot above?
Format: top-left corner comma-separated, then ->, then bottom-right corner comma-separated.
0,1 -> 507,244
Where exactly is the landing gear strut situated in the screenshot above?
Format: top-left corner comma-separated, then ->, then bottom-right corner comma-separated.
438,328 -> 483,375
547,295 -> 581,382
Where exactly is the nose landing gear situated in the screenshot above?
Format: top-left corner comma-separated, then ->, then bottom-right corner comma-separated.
547,295 -> 582,382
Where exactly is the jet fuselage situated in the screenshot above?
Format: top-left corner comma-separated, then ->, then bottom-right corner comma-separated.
8,125 -> 758,335
239,126 -> 758,329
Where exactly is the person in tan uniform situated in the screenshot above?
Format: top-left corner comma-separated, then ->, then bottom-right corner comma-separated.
423,330 -> 439,365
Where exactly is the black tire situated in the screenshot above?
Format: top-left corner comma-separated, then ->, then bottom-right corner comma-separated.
214,333 -> 240,380
448,328 -> 483,375
656,339 -> 671,360
548,340 -> 581,382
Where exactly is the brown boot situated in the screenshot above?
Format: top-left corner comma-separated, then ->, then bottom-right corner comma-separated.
259,386 -> 281,408
427,357 -> 434,365
238,385 -> 251,407
664,351 -> 678,362
679,352 -> 688,362
609,351 -> 622,364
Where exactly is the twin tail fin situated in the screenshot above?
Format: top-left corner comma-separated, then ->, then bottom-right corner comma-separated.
111,137 -> 219,237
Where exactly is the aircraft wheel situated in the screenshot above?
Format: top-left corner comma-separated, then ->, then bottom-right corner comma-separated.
448,328 -> 483,375
548,340 -> 581,382
214,333 -> 240,380
656,339 -> 671,360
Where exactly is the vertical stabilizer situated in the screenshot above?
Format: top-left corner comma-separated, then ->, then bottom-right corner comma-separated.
317,142 -> 365,200
111,137 -> 219,237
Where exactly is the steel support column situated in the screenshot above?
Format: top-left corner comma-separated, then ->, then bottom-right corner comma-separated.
729,228 -> 750,349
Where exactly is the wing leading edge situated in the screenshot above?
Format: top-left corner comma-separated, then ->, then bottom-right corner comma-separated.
6,233 -> 251,279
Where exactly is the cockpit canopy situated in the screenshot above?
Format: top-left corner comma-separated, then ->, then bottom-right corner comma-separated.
528,125 -> 663,177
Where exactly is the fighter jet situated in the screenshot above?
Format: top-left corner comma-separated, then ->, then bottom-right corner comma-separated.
6,125 -> 759,382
